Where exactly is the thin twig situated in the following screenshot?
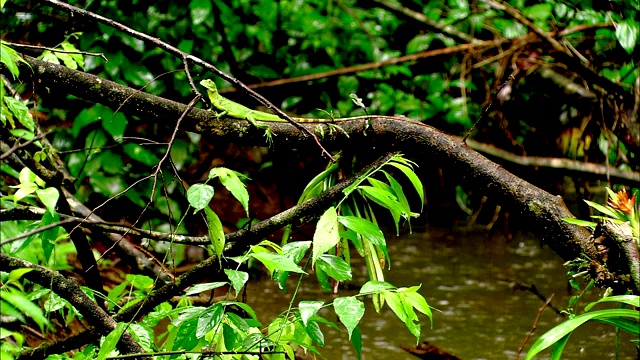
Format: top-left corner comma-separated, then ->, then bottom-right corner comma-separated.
0,130 -> 51,160
5,43 -> 108,62
516,293 -> 555,360
220,23 -> 612,93
150,95 -> 200,200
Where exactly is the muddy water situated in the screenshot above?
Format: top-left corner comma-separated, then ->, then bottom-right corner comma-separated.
243,230 -> 638,359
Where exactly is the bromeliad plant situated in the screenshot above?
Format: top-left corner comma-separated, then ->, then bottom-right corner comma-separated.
564,188 -> 639,243
524,189 -> 640,359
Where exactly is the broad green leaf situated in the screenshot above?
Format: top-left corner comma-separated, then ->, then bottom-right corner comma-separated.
196,303 -> 224,338
250,252 -> 306,275
190,0 -> 212,25
616,21 -> 638,54
4,97 -> 34,132
187,184 -> 215,212
40,211 -> 60,262
71,106 -> 101,138
172,317 -> 200,351
402,290 -> 433,327
209,167 -> 250,216
312,206 -> 340,266
122,143 -> 159,166
304,320 -> 324,346
224,269 -> 249,295
7,268 -> 34,284
184,282 -> 227,296
524,309 -> 640,360
316,254 -> 352,281
351,326 -> 362,360
1,290 -> 49,331
333,296 -> 364,340
102,112 -> 127,138
35,187 -> 59,215
276,241 -> 311,290
60,41 -> 85,70
584,295 -> 640,312
204,207 -> 225,262
384,291 -> 420,340
127,323 -> 152,352
337,216 -> 385,248
96,322 -> 126,360
524,3 -> 552,20
1,42 -> 20,78
360,280 -> 396,294
299,301 -> 323,326
125,274 -> 154,291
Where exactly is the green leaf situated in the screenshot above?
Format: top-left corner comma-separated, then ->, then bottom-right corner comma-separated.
60,41 -> 85,70
524,309 -> 640,360
172,317 -> 200,351
125,274 -> 154,291
312,206 -> 340,266
209,167 -> 249,216
359,280 -> 396,294
351,326 -> 363,360
561,217 -> 596,229
102,112 -> 127,138
250,252 -> 306,275
4,97 -> 34,132
127,323 -> 152,352
196,303 -> 224,338
225,269 -> 249,295
184,282 -> 227,296
204,207 -> 225,261
1,290 -> 49,331
7,268 -> 34,284
40,211 -> 60,262
524,3 -> 552,21
190,0 -> 212,25
584,295 -> 640,312
333,296 -> 364,340
402,289 -> 433,327
218,300 -> 258,322
316,254 -> 352,281
275,241 -> 311,290
384,291 -> 421,340
187,184 -> 215,212
299,301 -> 323,326
583,200 -> 619,218
96,322 -> 126,360
1,42 -> 20,78
304,320 -> 324,346
616,20 -> 638,54
35,188 -> 59,215
122,143 -> 159,166
338,216 -> 387,256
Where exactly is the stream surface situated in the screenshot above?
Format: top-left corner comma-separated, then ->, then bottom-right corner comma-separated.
244,229 -> 638,359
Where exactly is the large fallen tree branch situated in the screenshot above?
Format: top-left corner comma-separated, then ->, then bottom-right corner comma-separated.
10,56 -> 599,261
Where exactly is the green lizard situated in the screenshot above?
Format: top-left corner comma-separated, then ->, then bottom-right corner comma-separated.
201,79 -> 337,143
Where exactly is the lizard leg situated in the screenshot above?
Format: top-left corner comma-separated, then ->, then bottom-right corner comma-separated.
246,113 -> 274,145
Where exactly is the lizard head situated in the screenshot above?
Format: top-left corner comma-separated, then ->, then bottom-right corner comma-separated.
200,79 -> 217,92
